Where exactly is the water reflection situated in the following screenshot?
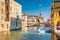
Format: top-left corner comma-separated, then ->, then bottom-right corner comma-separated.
0,30 -> 51,40
0,31 -> 10,40
0,31 -> 23,40
22,33 -> 51,40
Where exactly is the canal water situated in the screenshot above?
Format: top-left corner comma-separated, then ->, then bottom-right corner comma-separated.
0,30 -> 51,40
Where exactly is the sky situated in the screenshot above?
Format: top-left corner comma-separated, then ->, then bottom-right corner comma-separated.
16,0 -> 53,21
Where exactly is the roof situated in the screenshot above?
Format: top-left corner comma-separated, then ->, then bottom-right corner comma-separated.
23,14 -> 38,17
54,0 -> 60,2
14,0 -> 22,7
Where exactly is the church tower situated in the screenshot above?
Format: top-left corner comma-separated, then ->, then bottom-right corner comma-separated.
39,11 -> 44,23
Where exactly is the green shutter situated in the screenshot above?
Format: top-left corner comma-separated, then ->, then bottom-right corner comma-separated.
10,7 -> 12,11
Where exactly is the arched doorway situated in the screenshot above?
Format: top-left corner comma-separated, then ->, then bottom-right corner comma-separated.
56,21 -> 60,40
57,21 -> 60,30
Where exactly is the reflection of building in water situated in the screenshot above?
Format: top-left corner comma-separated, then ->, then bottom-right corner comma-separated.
0,32 -> 10,40
0,0 -> 22,32
51,0 -> 60,40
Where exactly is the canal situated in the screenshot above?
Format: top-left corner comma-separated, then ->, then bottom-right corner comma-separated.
0,29 -> 51,40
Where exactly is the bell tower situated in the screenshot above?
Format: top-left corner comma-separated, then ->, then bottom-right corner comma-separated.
39,11 -> 44,23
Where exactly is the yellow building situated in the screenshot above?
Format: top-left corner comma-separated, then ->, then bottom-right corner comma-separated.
51,1 -> 60,40
0,0 -> 22,32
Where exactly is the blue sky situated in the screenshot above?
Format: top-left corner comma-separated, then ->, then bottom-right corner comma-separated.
16,0 -> 53,21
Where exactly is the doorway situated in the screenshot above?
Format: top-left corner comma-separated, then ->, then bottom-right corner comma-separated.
57,21 -> 60,30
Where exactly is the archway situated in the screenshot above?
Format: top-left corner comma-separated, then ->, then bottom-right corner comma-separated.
57,21 -> 60,30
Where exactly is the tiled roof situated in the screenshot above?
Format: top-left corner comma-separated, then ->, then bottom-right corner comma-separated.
23,14 -> 38,17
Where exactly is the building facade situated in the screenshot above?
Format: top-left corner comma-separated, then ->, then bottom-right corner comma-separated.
0,0 -> 10,32
22,14 -> 38,31
22,14 -> 27,31
10,0 -> 22,30
0,0 -> 22,31
24,14 -> 38,27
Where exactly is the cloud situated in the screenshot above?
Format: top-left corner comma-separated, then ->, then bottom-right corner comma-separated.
39,4 -> 42,7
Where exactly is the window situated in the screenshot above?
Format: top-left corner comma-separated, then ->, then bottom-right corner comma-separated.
15,8 -> 17,11
7,24 -> 8,29
16,22 -> 17,26
59,11 -> 60,16
10,7 -> 12,11
32,20 -> 35,22
6,6 -> 8,10
17,22 -> 20,26
11,22 -> 14,26
14,8 -> 15,11
1,9 -> 3,14
27,20 -> 29,22
6,0 -> 8,4
7,14 -> 9,18
2,24 -> 4,28
17,16 -> 19,20
16,12 -> 18,14
2,1 -> 4,5
11,1 -> 12,4
1,16 -> 3,20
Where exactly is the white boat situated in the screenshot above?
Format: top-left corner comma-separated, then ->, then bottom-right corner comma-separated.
38,29 -> 45,34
